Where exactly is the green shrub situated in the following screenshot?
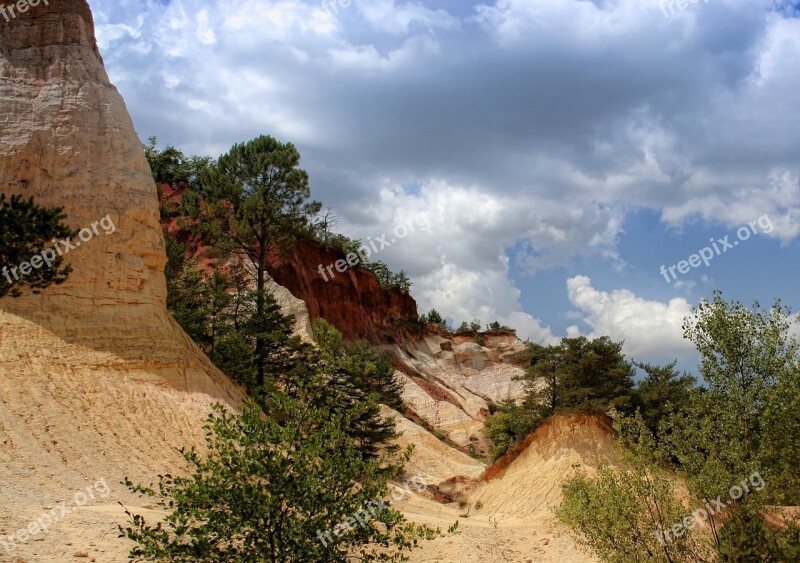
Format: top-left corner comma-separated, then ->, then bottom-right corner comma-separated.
122,397 -> 440,562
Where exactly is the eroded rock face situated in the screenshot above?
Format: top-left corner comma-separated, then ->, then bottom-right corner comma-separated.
268,240 -> 421,344
0,1 -> 237,399
0,7 -> 243,555
387,333 -> 527,455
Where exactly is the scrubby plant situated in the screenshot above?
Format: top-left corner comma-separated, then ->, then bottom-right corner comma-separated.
122,397 -> 440,562
558,293 -> 800,562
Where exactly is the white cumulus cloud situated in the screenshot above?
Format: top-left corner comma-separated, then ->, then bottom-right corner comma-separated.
566,275 -> 696,359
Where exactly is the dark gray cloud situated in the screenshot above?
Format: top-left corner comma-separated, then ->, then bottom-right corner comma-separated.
89,0 -> 800,357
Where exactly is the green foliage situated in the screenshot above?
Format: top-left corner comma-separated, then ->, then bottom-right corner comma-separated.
455,319 -> 482,334
558,413 -> 708,563
311,208 -> 339,245
149,137 -> 418,304
144,137 -> 213,189
558,293 -> 800,563
338,236 -> 365,260
656,293 -> 800,558
122,397 -> 440,562
486,337 -> 633,459
537,337 -> 635,414
559,460 -> 706,562
420,309 -> 447,330
483,399 -> 539,460
486,336 -> 635,460
715,503 -> 800,563
165,263 -> 403,464
0,193 -> 75,298
210,330 -> 257,390
200,135 -> 321,386
391,270 -> 412,295
485,321 -> 514,333
166,258 -> 212,346
363,262 -> 412,294
313,318 -> 404,460
632,360 -> 697,436
163,234 -> 238,358
202,135 -> 320,255
306,211 -> 413,295
366,260 -> 392,286
663,292 -> 800,505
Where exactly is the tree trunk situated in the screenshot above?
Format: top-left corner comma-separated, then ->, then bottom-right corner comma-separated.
256,250 -> 266,388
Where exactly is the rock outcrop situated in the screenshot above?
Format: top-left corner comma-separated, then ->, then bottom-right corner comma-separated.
0,3 -> 240,559
267,239 -> 421,344
0,0 -> 237,399
386,332 -> 528,454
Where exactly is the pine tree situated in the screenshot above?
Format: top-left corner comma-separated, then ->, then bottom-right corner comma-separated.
166,259 -> 211,346
0,194 -> 75,298
422,309 -> 447,330
392,270 -> 412,294
632,360 -> 696,435
313,318 -> 403,460
201,135 -> 321,387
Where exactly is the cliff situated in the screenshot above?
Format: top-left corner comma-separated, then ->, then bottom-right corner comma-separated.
159,183 -> 421,345
268,239 -> 420,344
0,1 -> 237,399
0,4 -> 240,560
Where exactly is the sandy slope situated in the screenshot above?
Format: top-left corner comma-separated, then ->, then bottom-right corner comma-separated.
1,370 -> 606,563
388,411 -> 611,562
403,415 -> 614,562
471,414 -> 619,525
400,496 -> 596,563
0,313 -> 239,562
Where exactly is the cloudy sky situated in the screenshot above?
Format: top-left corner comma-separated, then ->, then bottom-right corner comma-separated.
89,0 -> 800,371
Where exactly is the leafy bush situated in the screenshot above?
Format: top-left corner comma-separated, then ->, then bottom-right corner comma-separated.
483,399 -> 539,461
558,293 -> 800,562
144,137 -> 212,190
122,397 -> 440,562
485,321 -> 515,333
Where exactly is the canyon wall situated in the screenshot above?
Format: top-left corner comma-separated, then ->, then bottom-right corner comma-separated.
0,5 -> 242,559
268,240 -> 420,344
0,0 -> 237,400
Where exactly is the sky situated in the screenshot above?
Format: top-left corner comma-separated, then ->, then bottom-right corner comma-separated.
88,0 -> 800,373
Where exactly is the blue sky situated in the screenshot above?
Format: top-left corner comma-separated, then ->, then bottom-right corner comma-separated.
88,0 -> 800,372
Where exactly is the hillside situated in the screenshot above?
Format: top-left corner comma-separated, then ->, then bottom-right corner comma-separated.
396,414 -> 610,562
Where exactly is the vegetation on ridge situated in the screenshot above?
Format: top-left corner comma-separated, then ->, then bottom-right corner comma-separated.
558,293 -> 800,562
485,335 -> 637,460
146,137 -> 414,296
